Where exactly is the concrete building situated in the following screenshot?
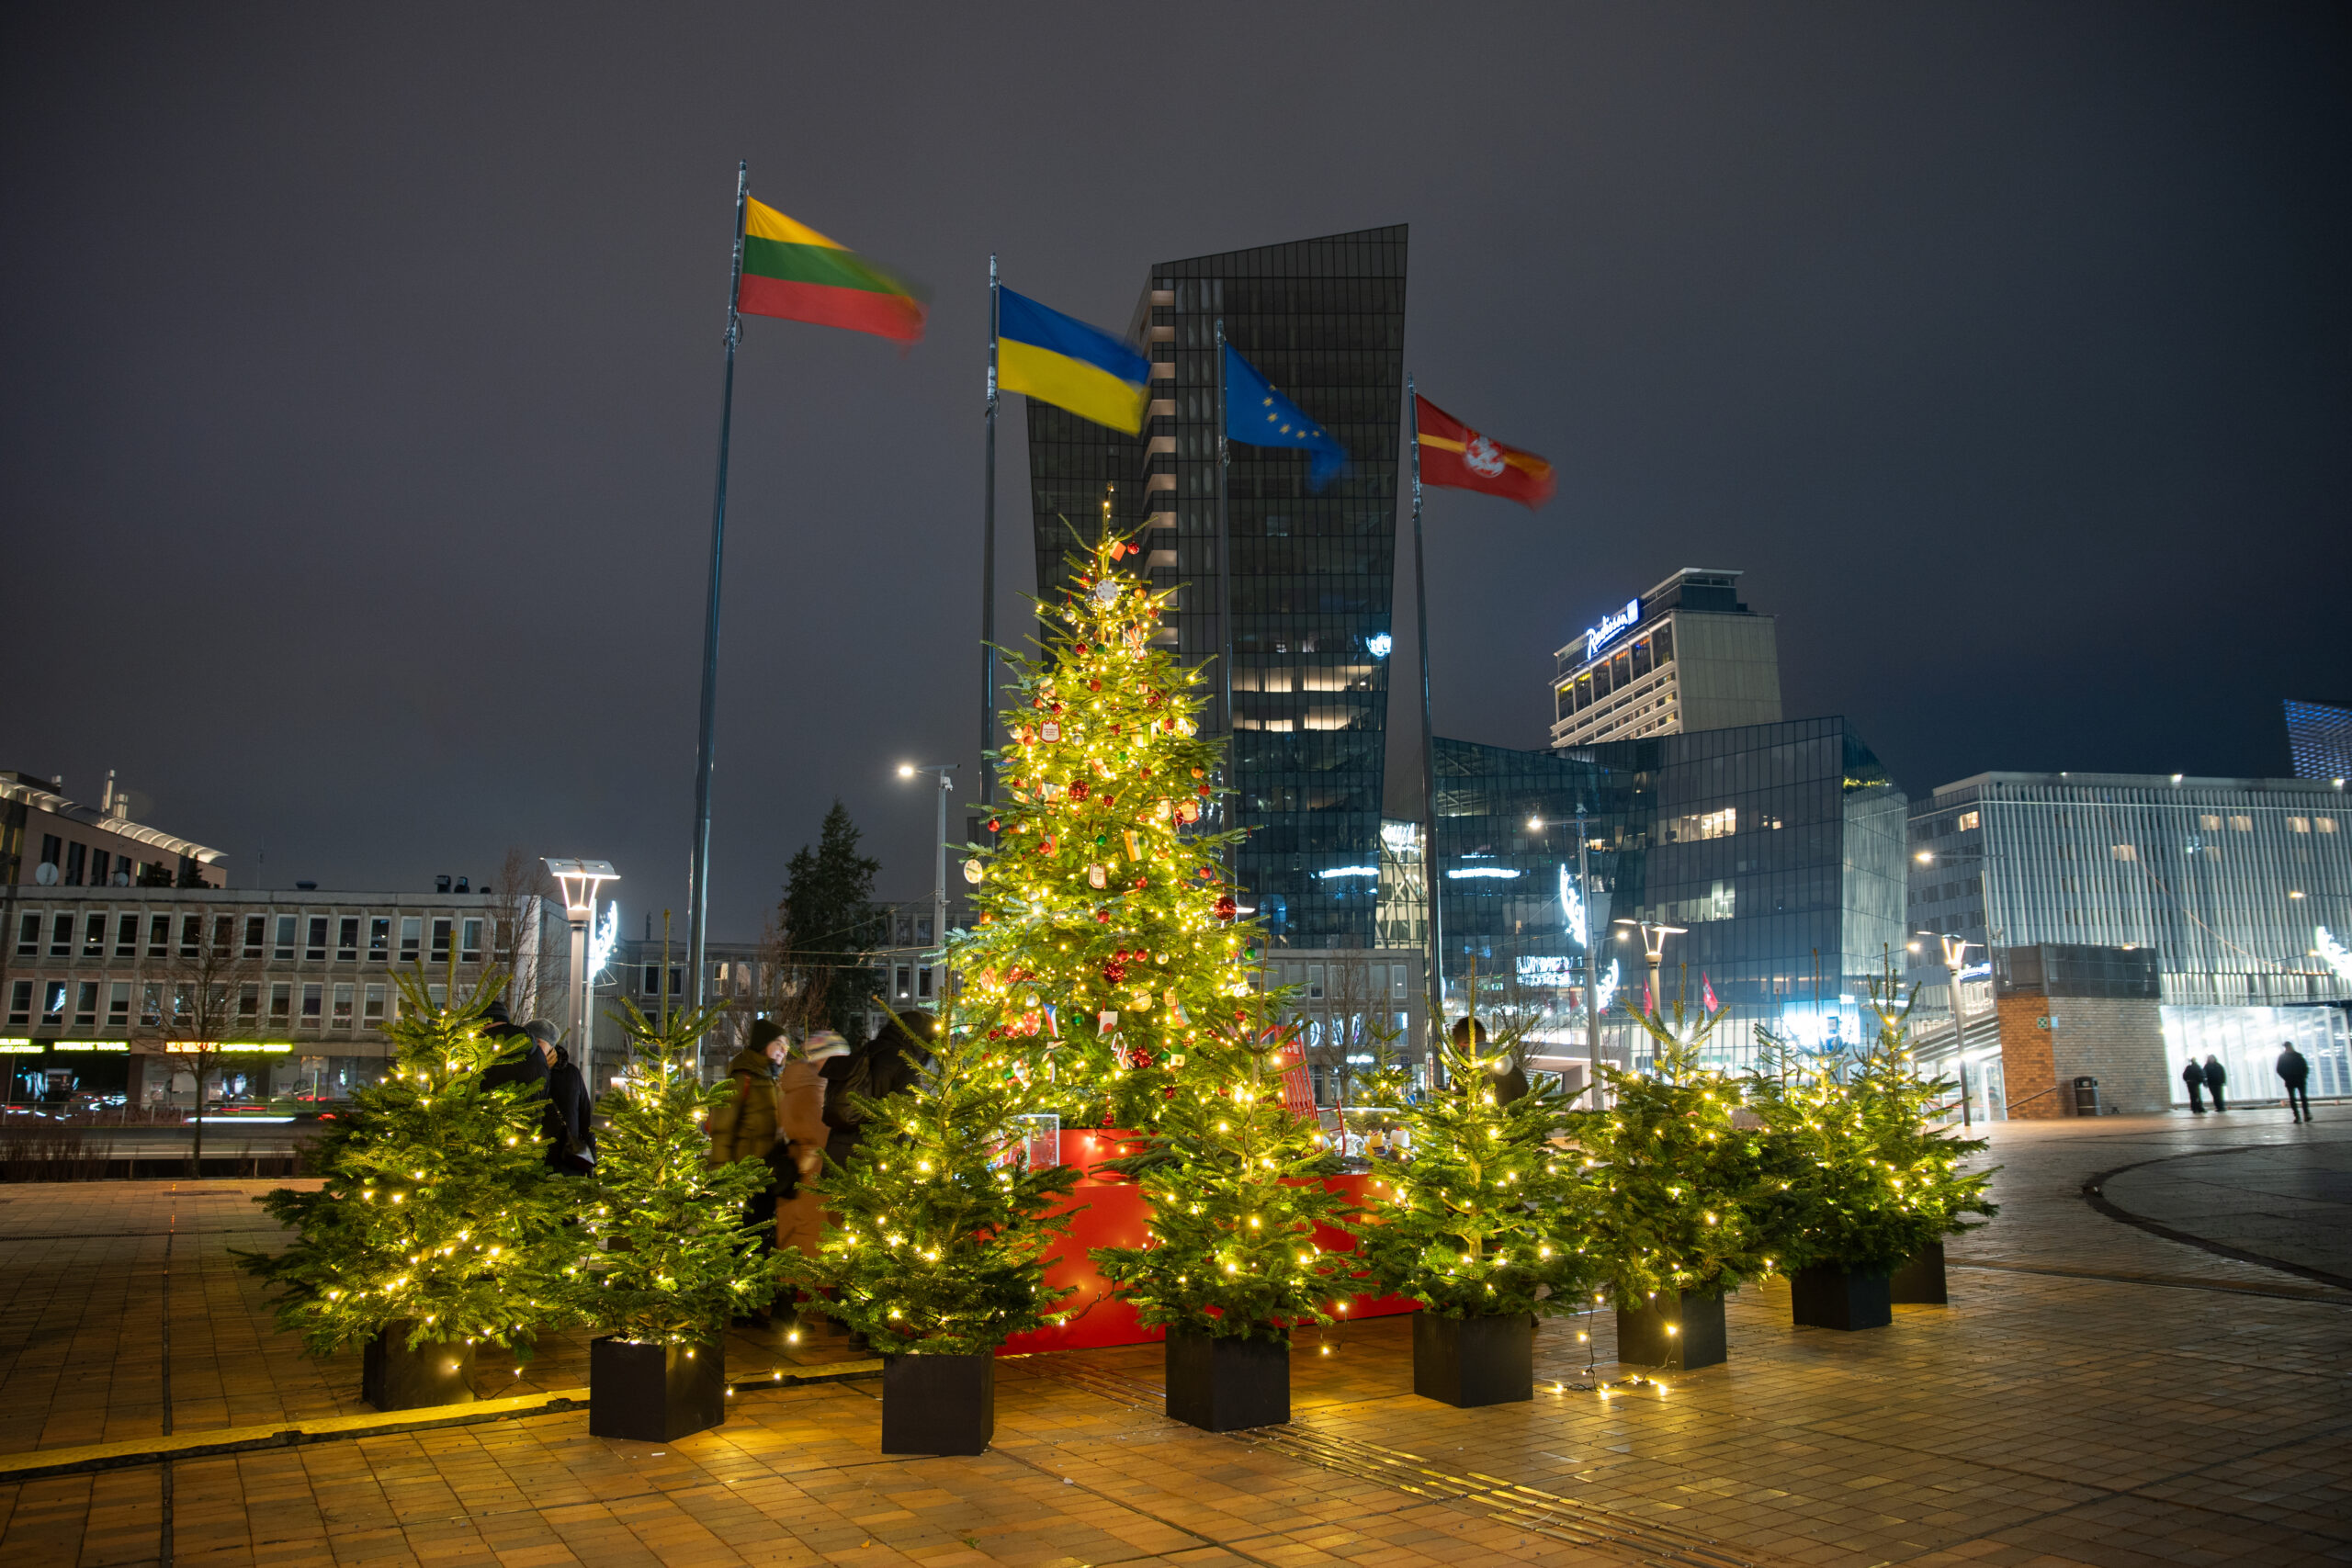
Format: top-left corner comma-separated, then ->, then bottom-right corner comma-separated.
2,771 -> 226,891
1905,772 -> 2352,1115
1548,569 -> 1782,750
1254,946 -> 1426,1103
1,884 -> 560,1109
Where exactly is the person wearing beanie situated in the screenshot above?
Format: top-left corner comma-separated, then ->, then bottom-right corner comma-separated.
707,1021 -> 788,1324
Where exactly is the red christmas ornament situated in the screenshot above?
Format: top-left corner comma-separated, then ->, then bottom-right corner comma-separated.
1102,959 -> 1127,986
1076,643 -> 1090,654
1089,680 -> 1102,692
1196,784 -> 1211,797
1068,781 -> 1090,802
1133,876 -> 1147,889
987,818 -> 1001,832
1197,867 -> 1214,881
1215,895 -> 1238,920
1094,908 -> 1112,923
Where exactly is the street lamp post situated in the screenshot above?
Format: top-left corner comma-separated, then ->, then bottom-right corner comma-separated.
1921,929 -> 1980,1127
543,859 -> 617,1084
1577,804 -> 1600,1107
1613,918 -> 1686,1015
899,764 -> 956,1004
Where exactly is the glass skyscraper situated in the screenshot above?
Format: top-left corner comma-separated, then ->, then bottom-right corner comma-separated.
1415,717 -> 1910,1067
2284,698 -> 2352,784
1025,228 -> 1408,948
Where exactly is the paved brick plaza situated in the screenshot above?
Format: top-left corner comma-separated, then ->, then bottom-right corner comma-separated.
2,1111 -> 2346,1567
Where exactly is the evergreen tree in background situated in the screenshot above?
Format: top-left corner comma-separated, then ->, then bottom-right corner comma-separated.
778,800 -> 884,1041
1355,1037 -> 1598,1318
1091,1015 -> 1360,1341
1746,965 -> 1996,1272
956,530 -> 1263,1132
1572,985 -> 1772,1307
239,972 -> 568,1358
783,1004 -> 1080,1354
575,999 -> 778,1344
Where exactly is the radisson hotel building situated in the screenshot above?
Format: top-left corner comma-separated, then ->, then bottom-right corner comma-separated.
1548,568 -> 1782,747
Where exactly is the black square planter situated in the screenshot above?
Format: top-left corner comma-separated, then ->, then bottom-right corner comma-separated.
588,1337 -> 726,1443
1164,1329 -> 1288,1431
1614,1290 -> 1726,1371
880,1353 -> 995,1455
1889,1242 -> 1948,1305
1791,1266 -> 1893,1331
1412,1312 -> 1533,1407
361,1322 -> 477,1411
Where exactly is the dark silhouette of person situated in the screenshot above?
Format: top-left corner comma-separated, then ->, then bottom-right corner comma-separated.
2203,1054 -> 2229,1113
2277,1043 -> 2312,1123
2181,1058 -> 2206,1113
543,1043 -> 596,1171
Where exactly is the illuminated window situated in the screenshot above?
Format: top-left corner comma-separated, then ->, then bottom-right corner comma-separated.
2111,844 -> 2138,862
2290,817 -> 2311,833
2199,814 -> 2222,831
2229,815 -> 2253,832
1667,807 -> 1737,842
2317,818 -> 2337,833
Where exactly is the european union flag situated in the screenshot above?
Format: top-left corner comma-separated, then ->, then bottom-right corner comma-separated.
1224,344 -> 1347,491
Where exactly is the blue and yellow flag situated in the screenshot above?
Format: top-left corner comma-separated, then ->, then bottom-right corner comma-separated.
1224,344 -> 1346,490
999,288 -> 1150,434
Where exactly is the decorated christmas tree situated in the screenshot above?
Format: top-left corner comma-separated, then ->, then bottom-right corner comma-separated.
1355,1036 -> 1597,1318
783,1004 -> 1081,1354
956,529 -> 1261,1132
1572,982 -> 1771,1308
1090,1013 -> 1361,1341
240,972 -> 569,1359
575,1000 -> 778,1345
1745,966 -> 1996,1274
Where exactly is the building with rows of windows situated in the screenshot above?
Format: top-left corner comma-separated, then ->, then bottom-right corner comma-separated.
1548,568 -> 1782,750
1,885 -> 561,1108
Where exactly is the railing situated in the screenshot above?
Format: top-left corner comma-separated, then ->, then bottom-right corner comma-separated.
2004,1083 -> 2067,1115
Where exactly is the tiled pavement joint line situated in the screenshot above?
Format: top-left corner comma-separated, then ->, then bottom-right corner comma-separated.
160,1185 -> 175,1568
0,1359 -> 886,1483
985,1430 -> 1295,1568
2083,1144 -> 2352,1292
1952,1257 -> 2352,1303
1908,1413 -> 2352,1560
1023,1356 -> 1792,1568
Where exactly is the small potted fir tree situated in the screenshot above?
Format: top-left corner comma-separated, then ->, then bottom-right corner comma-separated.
1572,989 -> 1769,1372
1092,1022 -> 1360,1432
784,1006 -> 1080,1454
1355,1035 -> 1596,1406
240,974 -> 568,1410
1747,971 -> 1996,1330
576,1000 -> 778,1443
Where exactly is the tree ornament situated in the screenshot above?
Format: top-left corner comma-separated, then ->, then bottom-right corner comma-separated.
963,858 -> 984,886
1087,863 -> 1108,889
1042,720 -> 1061,741
1215,895 -> 1238,921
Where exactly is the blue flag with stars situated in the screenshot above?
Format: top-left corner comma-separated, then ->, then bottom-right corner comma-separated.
1224,344 -> 1347,491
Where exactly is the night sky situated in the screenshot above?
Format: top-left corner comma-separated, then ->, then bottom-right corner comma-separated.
6,6 -> 2346,937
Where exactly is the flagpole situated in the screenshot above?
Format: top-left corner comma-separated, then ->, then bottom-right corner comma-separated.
1408,375 -> 1444,1079
980,254 -> 1000,812
686,160 -> 749,1010
1215,321 -> 1235,875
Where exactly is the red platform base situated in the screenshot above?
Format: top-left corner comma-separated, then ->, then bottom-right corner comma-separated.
998,1130 -> 1419,1356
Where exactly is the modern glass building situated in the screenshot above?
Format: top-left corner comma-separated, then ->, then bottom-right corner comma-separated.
1906,772 -> 2352,1009
2285,698 -> 2352,784
1411,716 -> 1910,1068
1024,227 -> 1408,949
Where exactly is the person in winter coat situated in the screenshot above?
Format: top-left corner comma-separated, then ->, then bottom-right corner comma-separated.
774,1035 -> 833,1259
2203,1054 -> 2229,1112
2277,1043 -> 2313,1122
2181,1058 -> 2207,1113
708,1022 -> 788,1302
543,1043 -> 596,1172
820,1014 -> 933,1170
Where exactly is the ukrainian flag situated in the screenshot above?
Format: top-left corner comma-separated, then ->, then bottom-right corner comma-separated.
998,288 -> 1151,434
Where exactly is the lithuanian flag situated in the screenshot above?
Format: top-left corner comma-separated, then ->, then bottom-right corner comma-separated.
739,198 -> 927,342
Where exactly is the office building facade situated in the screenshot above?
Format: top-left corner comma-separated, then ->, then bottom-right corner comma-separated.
1905,772 -> 2352,1010
1026,227 -> 1408,948
1424,716 -> 1909,1070
3,770 -> 225,890
1549,569 -> 1781,750
2285,698 -> 2352,784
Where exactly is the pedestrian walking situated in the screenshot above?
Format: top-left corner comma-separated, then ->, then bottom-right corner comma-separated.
2203,1054 -> 2229,1113
482,1018 -> 553,1093
707,1021 -> 787,1325
543,1043 -> 596,1172
2277,1042 -> 2313,1123
773,1035 -> 831,1260
820,1014 -> 932,1171
2180,1057 -> 2207,1113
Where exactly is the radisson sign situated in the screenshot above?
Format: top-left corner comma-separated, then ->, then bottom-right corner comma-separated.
1583,598 -> 1641,660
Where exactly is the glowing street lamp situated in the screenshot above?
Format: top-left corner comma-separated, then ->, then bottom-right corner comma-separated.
898,764 -> 956,1000
1611,918 -> 1685,1014
543,859 -> 617,1082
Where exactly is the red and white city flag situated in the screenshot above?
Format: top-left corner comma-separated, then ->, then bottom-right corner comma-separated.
1415,394 -> 1556,509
